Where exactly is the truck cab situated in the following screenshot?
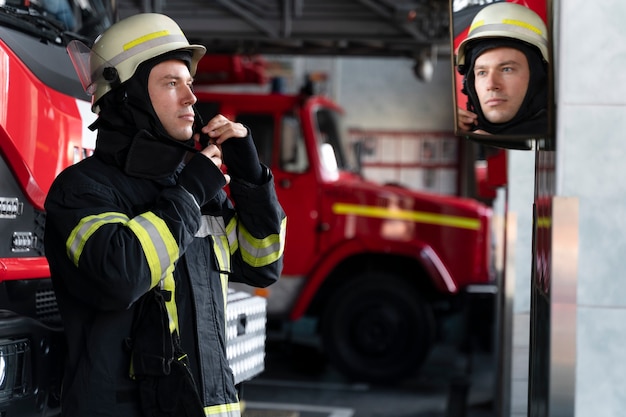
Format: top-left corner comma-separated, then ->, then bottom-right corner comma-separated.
194,55 -> 495,383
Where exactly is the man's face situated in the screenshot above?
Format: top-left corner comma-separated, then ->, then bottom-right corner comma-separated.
148,59 -> 197,141
473,47 -> 530,124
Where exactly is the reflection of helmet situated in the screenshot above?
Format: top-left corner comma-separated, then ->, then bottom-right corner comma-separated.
456,2 -> 548,67
70,13 -> 206,113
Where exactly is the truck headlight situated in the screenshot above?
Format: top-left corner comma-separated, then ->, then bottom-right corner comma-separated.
0,339 -> 30,401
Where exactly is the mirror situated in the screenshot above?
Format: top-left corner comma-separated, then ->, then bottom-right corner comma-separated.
450,0 -> 551,149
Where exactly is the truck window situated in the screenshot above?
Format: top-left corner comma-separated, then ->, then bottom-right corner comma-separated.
280,114 -> 309,173
314,108 -> 355,172
235,114 -> 273,166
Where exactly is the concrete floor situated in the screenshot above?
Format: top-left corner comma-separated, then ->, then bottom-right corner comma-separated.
238,312 -> 532,417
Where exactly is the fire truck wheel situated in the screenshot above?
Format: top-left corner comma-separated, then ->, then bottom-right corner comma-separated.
320,272 -> 435,384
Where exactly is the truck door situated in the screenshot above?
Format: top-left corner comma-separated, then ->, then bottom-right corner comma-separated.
235,112 -> 320,278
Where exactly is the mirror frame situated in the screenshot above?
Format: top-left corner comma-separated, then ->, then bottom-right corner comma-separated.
449,0 -> 553,150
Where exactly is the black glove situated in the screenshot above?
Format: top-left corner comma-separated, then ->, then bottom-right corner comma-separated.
178,153 -> 227,207
221,133 -> 264,184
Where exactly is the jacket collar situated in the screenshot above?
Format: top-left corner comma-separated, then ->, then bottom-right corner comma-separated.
94,129 -> 196,180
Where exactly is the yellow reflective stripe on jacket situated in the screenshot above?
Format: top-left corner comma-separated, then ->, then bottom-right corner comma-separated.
225,216 -> 238,254
126,212 -> 179,288
236,217 -> 286,267
66,212 -> 129,266
196,215 -> 232,309
125,212 -> 180,333
66,211 -> 181,332
204,401 -> 241,416
161,271 -> 179,333
211,233 -> 231,309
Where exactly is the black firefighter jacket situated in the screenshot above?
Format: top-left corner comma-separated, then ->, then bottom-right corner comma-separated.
43,131 -> 286,417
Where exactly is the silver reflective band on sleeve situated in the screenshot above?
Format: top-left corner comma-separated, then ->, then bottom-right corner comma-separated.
195,215 -> 227,238
237,217 -> 286,267
66,210 -> 179,290
127,212 -> 179,288
66,212 -> 130,266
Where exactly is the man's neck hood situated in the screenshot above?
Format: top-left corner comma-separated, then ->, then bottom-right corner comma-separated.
462,38 -> 548,136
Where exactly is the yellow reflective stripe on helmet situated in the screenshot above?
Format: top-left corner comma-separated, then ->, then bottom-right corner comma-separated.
332,203 -> 480,230
203,401 -> 241,416
468,19 -> 484,33
237,217 -> 286,267
502,18 -> 544,36
66,212 -> 130,266
93,33 -> 189,82
124,30 -> 171,51
127,212 -> 180,289
120,33 -> 188,61
469,21 -> 547,49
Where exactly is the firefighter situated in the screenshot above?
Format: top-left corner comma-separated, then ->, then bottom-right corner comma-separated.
456,2 -> 549,136
44,13 -> 286,417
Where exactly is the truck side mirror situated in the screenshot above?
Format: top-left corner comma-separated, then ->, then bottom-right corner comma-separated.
449,0 -> 553,150
352,141 -> 363,176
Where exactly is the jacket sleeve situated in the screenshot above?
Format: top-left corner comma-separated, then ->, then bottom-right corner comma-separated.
226,166 -> 286,288
44,156 -> 225,311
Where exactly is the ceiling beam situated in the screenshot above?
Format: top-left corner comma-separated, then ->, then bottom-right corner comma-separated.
214,0 -> 280,38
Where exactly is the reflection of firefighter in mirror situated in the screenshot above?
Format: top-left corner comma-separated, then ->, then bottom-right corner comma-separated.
456,2 -> 549,136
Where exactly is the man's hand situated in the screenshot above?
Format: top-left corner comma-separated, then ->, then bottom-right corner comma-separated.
457,107 -> 478,132
198,114 -> 247,145
193,114 -> 247,185
199,143 -> 230,185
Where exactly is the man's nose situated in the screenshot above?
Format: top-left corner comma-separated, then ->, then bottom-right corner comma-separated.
486,73 -> 501,90
184,86 -> 197,105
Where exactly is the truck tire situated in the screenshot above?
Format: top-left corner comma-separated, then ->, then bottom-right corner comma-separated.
320,271 -> 435,384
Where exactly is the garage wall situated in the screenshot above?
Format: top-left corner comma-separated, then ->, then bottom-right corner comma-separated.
335,56 -> 454,130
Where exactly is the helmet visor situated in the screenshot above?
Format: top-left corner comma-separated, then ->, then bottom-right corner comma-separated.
67,39 -> 115,96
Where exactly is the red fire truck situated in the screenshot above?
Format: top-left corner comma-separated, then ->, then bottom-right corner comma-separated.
194,55 -> 496,384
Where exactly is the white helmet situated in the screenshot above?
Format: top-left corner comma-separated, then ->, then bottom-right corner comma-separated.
68,13 -> 206,113
456,2 -> 548,67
